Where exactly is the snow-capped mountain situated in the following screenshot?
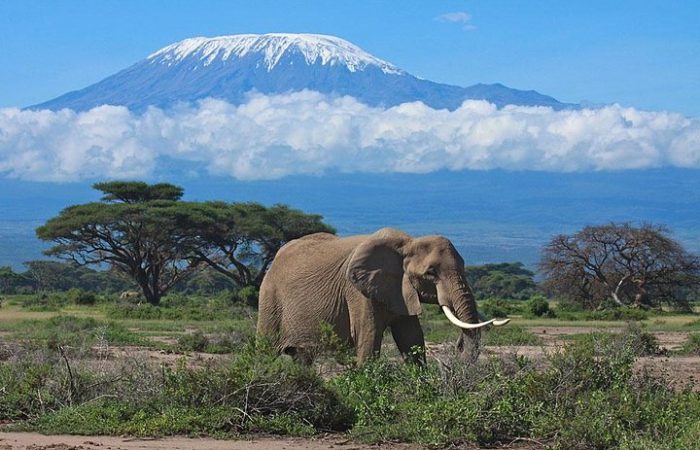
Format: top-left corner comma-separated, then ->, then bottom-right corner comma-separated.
33,33 -> 574,111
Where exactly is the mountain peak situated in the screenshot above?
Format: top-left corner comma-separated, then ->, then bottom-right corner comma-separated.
147,33 -> 404,75
31,33 -> 575,112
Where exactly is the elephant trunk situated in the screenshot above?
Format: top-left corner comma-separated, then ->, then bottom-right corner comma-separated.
436,271 -> 508,362
436,272 -> 509,330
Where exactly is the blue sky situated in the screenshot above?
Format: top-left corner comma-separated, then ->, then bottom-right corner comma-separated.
1,0 -> 698,115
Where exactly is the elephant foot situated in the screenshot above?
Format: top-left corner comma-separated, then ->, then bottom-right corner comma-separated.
282,346 -> 314,365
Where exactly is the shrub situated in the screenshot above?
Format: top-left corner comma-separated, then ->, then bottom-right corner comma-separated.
526,295 -> 552,317
569,324 -> 664,357
20,292 -> 68,311
66,288 -> 97,305
483,325 -> 542,346
679,333 -> 700,355
236,286 -> 259,307
479,298 -> 524,318
586,307 -> 649,321
177,330 -> 209,352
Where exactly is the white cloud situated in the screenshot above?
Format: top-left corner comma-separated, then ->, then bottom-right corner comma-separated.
435,11 -> 476,30
0,91 -> 698,181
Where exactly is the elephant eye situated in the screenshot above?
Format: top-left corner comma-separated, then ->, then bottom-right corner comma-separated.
424,267 -> 438,278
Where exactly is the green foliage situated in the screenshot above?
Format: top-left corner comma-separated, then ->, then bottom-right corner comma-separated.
479,298 -> 525,318
184,201 -> 335,289
66,288 -> 97,305
2,341 -> 353,436
94,181 -> 183,203
10,315 -> 146,348
20,292 -> 69,311
465,262 -> 537,300
176,329 -> 249,354
236,285 -> 259,307
36,181 -> 336,303
0,265 -> 30,294
106,292 -> 255,321
483,325 -> 542,346
586,307 -> 650,321
332,334 -> 699,448
2,331 -> 699,448
525,294 -> 554,318
566,324 -> 664,357
679,333 -> 700,355
14,261 -> 132,295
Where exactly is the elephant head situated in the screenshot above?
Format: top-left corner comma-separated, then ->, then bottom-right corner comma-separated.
347,228 -> 508,362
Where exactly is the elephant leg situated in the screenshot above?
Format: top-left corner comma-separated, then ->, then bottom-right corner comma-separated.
282,346 -> 314,365
353,325 -> 385,362
390,316 -> 426,364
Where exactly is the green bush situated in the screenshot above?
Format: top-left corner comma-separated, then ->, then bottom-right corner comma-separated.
10,316 -> 145,348
526,295 -> 552,317
236,286 -> 259,307
331,337 -> 700,448
66,288 -> 97,305
106,294 -> 255,321
2,328 -> 699,448
479,298 -> 524,318
177,330 -> 209,352
567,324 -> 664,357
20,292 -> 68,311
586,307 -> 649,321
2,342 -> 353,436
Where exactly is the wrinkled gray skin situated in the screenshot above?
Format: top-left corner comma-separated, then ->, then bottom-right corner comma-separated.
257,228 -> 481,364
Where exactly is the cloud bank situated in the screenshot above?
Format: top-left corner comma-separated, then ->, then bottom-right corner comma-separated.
1,91 -> 699,181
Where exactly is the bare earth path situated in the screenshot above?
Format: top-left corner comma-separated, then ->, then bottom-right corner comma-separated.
0,433 -> 430,450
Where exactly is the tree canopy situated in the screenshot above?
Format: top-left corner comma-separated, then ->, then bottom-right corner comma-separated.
37,182 -> 202,305
36,181 -> 335,304
464,262 -> 537,300
539,223 -> 700,309
183,201 -> 335,288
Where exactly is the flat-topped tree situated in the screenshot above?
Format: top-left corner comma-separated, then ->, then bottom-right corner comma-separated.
36,181 -> 200,305
184,202 -> 335,289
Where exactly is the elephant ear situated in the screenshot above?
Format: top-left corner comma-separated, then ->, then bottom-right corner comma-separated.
347,237 -> 422,316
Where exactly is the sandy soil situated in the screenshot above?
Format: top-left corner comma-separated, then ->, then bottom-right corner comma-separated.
0,432 -> 535,450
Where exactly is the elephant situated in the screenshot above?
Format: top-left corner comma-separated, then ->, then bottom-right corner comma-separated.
257,228 -> 508,363
119,290 -> 141,301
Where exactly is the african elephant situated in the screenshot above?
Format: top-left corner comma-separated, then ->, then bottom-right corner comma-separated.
257,228 -> 508,363
119,290 -> 141,301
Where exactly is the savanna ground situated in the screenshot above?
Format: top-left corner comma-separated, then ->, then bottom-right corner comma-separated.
1,293 -> 700,449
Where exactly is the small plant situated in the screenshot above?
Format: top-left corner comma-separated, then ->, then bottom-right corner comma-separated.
177,330 -> 210,352
679,333 -> 700,355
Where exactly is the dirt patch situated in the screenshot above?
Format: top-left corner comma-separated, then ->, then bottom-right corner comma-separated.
0,432 -> 533,450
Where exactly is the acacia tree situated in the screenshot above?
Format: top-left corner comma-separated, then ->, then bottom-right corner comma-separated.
36,182 -> 201,305
0,266 -> 28,293
540,223 -> 700,309
183,201 -> 335,288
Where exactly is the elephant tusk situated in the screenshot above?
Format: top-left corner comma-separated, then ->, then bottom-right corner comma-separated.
441,306 -> 509,329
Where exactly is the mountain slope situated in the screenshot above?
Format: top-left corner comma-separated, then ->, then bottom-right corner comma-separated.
33,33 -> 574,111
